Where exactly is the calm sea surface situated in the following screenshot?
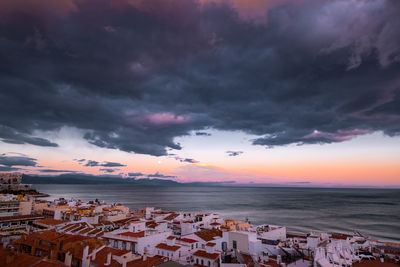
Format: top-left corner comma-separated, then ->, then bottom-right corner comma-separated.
34,184 -> 400,242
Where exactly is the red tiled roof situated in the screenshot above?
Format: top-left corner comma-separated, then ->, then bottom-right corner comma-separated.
194,229 -> 222,242
193,250 -> 220,260
0,248 -> 68,267
88,229 -> 102,235
79,227 -> 95,234
0,214 -> 43,222
180,238 -> 198,243
113,249 -> 131,256
331,234 -> 348,240
155,243 -> 181,251
164,213 -> 179,221
126,256 -> 166,267
91,247 -> 122,266
167,236 -> 176,240
206,242 -> 216,247
119,231 -> 145,238
35,218 -> 68,226
130,220 -> 144,224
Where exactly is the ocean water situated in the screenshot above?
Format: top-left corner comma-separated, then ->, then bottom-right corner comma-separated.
34,184 -> 400,242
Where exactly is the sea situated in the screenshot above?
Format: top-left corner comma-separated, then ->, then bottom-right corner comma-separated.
34,184 -> 400,242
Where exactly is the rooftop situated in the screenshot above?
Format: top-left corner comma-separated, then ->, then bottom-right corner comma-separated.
193,250 -> 220,260
156,243 -> 181,251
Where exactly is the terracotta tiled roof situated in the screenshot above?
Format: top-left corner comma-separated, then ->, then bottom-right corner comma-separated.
194,229 -> 222,242
95,231 -> 105,237
206,242 -> 216,247
31,259 -> 67,267
167,236 -> 176,240
60,234 -> 92,244
126,256 -> 166,267
91,247 -> 122,266
35,218 -> 68,226
164,213 -> 179,221
0,249 -> 38,267
119,231 -> 145,238
113,249 -> 131,256
0,214 -> 43,222
147,223 -> 158,229
79,227 -> 95,234
331,234 -> 348,240
193,250 -> 220,260
180,238 -> 198,243
88,229 -> 103,235
155,243 -> 181,251
0,247 -> 67,267
130,220 -> 145,224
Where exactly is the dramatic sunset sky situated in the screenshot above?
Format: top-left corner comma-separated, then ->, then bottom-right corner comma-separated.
0,0 -> 399,187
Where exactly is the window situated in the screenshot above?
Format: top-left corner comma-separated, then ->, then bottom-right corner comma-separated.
233,240 -> 237,249
196,259 -> 199,264
208,260 -> 211,266
221,242 -> 227,251
201,259 -> 204,265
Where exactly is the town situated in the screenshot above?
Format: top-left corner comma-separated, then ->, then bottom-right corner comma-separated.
0,173 -> 399,267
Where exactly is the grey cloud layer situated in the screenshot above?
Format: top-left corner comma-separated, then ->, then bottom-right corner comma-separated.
0,0 -> 399,156
0,154 -> 37,167
83,160 -> 126,167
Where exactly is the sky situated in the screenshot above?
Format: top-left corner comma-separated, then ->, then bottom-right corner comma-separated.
0,0 -> 399,187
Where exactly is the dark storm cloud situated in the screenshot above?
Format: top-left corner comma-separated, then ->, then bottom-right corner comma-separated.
0,126 -> 58,147
226,151 -> 243,157
0,0 -> 399,155
0,154 -> 37,166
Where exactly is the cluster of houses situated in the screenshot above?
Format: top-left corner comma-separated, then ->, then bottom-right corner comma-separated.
0,176 -> 399,267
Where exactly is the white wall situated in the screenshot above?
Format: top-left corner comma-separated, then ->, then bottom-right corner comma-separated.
260,226 -> 286,241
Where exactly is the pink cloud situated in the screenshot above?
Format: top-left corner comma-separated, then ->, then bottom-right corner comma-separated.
146,112 -> 188,125
124,111 -> 189,126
